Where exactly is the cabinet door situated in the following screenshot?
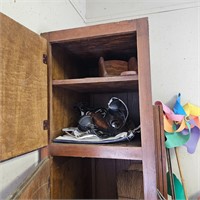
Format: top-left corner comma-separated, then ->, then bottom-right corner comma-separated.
0,13 -> 48,161
9,158 -> 50,199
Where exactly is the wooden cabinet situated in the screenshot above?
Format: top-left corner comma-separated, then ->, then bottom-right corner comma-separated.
0,13 -> 162,199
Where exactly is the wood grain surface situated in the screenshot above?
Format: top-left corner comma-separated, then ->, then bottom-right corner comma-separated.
136,18 -> 157,199
117,169 -> 144,199
50,142 -> 142,160
154,105 -> 167,199
51,157 -> 140,199
43,20 -> 137,43
45,17 -> 157,199
52,75 -> 138,93
0,13 -> 48,161
51,157 -> 92,199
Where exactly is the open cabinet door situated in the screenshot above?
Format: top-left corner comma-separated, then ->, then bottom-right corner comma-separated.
0,13 -> 48,161
8,158 -> 51,199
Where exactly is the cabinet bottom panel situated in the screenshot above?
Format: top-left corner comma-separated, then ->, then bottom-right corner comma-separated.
51,157 -> 143,199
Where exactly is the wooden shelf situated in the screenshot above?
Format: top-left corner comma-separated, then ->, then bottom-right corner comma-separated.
52,75 -> 138,93
50,140 -> 142,160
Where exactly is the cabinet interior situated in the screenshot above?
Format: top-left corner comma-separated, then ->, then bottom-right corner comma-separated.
51,157 -> 143,199
52,32 -> 137,79
50,31 -> 143,199
51,32 -> 139,137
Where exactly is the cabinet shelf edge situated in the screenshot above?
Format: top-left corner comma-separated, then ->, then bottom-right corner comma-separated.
52,75 -> 138,92
49,143 -> 142,160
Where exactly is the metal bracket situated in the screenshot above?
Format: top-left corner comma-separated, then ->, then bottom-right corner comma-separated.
43,120 -> 49,130
43,54 -> 47,64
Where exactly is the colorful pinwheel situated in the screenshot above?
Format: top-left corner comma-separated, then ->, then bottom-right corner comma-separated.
156,93 -> 200,153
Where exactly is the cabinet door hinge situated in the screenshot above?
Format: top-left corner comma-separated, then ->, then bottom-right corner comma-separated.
43,54 -> 48,64
43,120 -> 49,130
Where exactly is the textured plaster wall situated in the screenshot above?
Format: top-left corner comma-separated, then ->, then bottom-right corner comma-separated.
149,8 -> 200,199
0,0 -> 85,34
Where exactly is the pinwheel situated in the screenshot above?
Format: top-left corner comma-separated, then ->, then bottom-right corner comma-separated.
155,94 -> 200,200
156,93 -> 200,154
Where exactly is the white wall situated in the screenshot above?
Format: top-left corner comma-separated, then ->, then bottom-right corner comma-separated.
85,1 -> 200,199
150,8 -> 200,199
0,0 -> 86,34
86,0 -> 199,24
0,0 -> 86,199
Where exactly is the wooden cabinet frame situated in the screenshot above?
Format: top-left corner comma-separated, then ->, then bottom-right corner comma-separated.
0,13 -> 167,199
